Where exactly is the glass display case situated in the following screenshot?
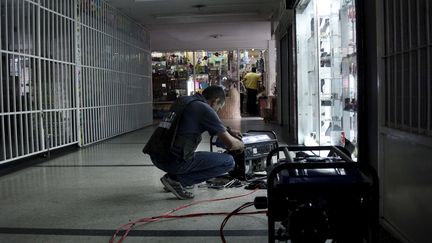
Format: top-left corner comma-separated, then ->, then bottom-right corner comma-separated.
296,0 -> 358,158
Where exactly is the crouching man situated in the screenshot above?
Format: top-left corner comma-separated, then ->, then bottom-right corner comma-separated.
143,86 -> 244,199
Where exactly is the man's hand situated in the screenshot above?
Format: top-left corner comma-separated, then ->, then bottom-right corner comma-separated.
217,131 -> 244,152
227,127 -> 242,141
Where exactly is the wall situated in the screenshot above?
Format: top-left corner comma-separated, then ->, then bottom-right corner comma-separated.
274,3 -> 296,143
370,0 -> 432,242
149,22 -> 271,51
380,131 -> 432,242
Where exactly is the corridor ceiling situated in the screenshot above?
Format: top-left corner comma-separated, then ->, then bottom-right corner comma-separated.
105,0 -> 281,50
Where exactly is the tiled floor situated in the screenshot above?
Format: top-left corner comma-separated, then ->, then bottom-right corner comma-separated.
0,118 -> 276,243
0,118 -> 400,243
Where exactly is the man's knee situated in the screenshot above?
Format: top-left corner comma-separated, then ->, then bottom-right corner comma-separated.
224,154 -> 235,170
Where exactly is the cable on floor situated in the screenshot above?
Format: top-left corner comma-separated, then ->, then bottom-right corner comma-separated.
109,189 -> 264,243
220,202 -> 255,243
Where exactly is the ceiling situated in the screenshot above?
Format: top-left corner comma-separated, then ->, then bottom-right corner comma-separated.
105,0 -> 281,51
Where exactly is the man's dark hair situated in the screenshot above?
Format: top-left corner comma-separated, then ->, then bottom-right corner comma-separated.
202,85 -> 225,104
251,67 -> 257,72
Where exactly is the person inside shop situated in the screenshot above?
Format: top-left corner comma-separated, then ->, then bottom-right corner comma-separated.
142,86 -> 244,200
239,80 -> 247,114
242,67 -> 262,116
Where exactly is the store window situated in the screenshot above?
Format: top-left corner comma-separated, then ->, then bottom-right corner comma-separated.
152,51 -> 194,102
152,49 -> 268,119
239,49 -> 266,85
296,0 -> 358,158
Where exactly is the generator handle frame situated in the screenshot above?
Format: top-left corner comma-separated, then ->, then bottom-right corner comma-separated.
210,129 -> 278,152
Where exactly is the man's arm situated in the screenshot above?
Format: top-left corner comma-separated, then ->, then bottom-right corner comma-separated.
217,131 -> 244,151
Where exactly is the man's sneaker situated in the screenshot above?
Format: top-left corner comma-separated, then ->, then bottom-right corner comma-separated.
160,174 -> 194,200
163,184 -> 194,192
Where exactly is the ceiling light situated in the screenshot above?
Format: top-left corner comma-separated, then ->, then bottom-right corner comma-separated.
209,34 -> 223,39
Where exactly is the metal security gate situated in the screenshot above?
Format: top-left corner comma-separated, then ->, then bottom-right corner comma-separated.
78,0 -> 152,146
0,0 -> 152,164
0,0 -> 77,164
383,0 -> 431,135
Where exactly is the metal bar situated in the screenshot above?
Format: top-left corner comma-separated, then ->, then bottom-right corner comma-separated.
60,1 -> 64,63
22,54 -> 29,155
5,0 -> 12,158
65,64 -> 69,144
17,0 -> 24,156
23,1 -> 29,154
406,0 -> 412,131
54,12 -> 59,147
0,110 -> 57,116
427,0 -> 431,135
93,24 -> 96,68
28,1 -> 34,153
393,0 -> 398,127
88,68 -> 91,143
0,140 -> 78,165
48,60 -> 53,149
400,0 -> 405,128
65,4 -> 70,143
60,15 -> 65,145
92,68 -> 96,142
38,2 -> 44,151
90,0 -> 93,30
85,67 -> 89,144
86,70 -> 89,144
416,0 -> 421,132
53,63 -> 57,148
82,26 -> 85,66
106,71 -> 110,138
56,6 -> 59,61
66,17 -> 70,63
0,49 -> 75,65
30,57 -> 35,153
6,53 -> 12,158
98,16 -> 102,140
79,64 -> 150,78
11,1 -> 19,157
0,0 -> 4,159
27,1 -> 31,56
61,62 -> 65,146
75,0 -> 81,145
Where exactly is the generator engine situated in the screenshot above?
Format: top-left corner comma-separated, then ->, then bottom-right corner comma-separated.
254,145 -> 379,243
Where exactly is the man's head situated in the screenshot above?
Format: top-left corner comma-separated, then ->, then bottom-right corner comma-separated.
202,85 -> 225,112
251,67 -> 257,73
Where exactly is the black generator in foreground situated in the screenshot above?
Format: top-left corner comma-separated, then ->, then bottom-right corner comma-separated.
254,145 -> 379,243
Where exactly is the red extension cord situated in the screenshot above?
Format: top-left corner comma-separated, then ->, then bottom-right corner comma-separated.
109,189 -> 266,243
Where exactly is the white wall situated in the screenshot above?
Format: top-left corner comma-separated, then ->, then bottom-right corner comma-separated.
149,22 -> 271,51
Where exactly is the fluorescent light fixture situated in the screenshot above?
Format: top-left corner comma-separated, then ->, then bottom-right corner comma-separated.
155,12 -> 258,19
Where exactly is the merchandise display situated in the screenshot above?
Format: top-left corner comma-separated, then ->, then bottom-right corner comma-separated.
152,51 -> 193,102
239,49 -> 266,87
151,49 -> 267,119
296,0 -> 358,159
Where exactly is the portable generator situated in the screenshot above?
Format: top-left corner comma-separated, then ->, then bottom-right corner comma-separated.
211,130 -> 279,180
254,145 -> 379,243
